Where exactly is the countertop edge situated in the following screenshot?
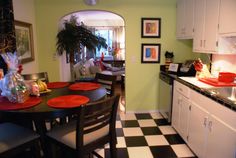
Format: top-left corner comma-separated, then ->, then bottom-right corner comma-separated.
175,77 -> 236,112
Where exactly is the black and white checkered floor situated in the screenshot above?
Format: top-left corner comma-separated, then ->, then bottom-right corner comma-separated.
95,112 -> 197,158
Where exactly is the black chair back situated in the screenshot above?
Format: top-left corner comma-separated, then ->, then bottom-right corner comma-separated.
22,72 -> 49,83
95,73 -> 117,96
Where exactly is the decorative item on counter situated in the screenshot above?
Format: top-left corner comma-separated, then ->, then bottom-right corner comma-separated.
193,58 -> 211,79
165,51 -> 174,71
0,52 -> 29,103
0,69 -> 3,80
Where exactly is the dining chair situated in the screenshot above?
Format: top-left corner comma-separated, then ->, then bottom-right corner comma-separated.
0,122 -> 41,158
46,95 -> 120,158
95,73 -> 117,97
22,72 -> 49,83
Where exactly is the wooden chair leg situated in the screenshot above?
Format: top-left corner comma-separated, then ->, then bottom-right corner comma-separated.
110,137 -> 117,158
31,141 -> 42,158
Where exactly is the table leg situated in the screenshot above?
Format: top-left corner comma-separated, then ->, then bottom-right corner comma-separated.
34,119 -> 52,158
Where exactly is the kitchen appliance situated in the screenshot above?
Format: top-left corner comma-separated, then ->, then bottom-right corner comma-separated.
179,60 -> 196,76
159,62 -> 196,123
159,71 -> 174,122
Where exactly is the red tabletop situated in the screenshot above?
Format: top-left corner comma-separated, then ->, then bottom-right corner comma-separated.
47,95 -> 90,109
0,96 -> 42,110
69,82 -> 101,91
47,82 -> 70,89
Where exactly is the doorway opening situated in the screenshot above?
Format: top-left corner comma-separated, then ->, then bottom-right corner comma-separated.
58,10 -> 126,112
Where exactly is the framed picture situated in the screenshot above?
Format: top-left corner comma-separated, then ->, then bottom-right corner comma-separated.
141,18 -> 161,38
141,43 -> 161,63
15,20 -> 34,63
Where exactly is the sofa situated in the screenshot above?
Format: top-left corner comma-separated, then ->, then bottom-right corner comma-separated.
73,59 -> 125,81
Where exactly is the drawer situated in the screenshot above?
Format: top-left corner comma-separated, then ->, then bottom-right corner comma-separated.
174,81 -> 190,98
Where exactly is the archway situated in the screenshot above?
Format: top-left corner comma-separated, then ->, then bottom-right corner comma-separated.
58,10 -> 126,111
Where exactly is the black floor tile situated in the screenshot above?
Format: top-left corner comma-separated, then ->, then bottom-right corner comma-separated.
121,120 -> 139,127
125,136 -> 148,147
150,146 -> 177,158
154,118 -> 170,126
105,148 -> 129,158
164,134 -> 185,145
135,113 -> 152,119
141,127 -> 162,135
116,128 -> 124,137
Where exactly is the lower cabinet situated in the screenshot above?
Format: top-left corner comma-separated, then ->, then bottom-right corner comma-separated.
205,115 -> 236,158
189,102 -> 236,158
172,81 -> 236,158
188,102 -> 209,158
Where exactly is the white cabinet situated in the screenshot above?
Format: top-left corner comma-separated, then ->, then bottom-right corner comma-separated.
172,81 -> 191,142
176,0 -> 194,39
172,81 -> 236,158
219,0 -> 236,36
205,115 -> 236,158
193,0 -> 220,53
189,102 -> 236,158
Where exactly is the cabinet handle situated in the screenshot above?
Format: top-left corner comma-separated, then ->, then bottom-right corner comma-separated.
208,121 -> 212,132
204,40 -> 206,47
203,117 -> 208,127
179,88 -> 183,92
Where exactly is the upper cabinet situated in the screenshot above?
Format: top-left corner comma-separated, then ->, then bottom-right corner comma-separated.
193,0 -> 220,53
219,0 -> 236,36
176,0 -> 194,39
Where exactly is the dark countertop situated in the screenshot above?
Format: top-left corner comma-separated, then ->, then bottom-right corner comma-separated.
175,77 -> 236,111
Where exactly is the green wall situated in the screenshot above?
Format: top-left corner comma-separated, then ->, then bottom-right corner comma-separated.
35,0 -> 196,111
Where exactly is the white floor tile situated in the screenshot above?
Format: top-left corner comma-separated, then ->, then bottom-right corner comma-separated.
116,121 -> 122,128
145,135 -> 169,146
128,147 -> 153,158
150,112 -> 163,119
116,137 -> 126,148
119,113 -> 136,120
159,125 -> 177,135
138,119 -> 156,127
94,148 -> 104,158
123,127 -> 143,136
171,144 -> 195,158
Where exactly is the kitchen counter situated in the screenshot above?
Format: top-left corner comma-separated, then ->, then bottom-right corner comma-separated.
176,77 -> 236,111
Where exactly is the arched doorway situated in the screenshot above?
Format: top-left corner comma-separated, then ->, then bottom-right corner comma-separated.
58,10 -> 126,111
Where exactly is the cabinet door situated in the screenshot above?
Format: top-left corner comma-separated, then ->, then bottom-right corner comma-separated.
178,96 -> 190,142
184,0 -> 194,38
205,115 -> 236,158
188,102 -> 209,158
193,0 -> 205,52
219,0 -> 236,35
176,0 -> 185,38
172,89 -> 181,131
203,0 -> 220,52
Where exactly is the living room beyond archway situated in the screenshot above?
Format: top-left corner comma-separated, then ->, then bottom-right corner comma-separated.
58,10 -> 126,111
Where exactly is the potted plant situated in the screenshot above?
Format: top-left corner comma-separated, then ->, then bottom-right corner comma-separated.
56,16 -> 107,64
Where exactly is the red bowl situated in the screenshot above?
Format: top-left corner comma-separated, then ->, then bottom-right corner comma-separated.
218,72 -> 236,83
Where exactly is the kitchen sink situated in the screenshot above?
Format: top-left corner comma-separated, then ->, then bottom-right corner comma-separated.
206,87 -> 236,102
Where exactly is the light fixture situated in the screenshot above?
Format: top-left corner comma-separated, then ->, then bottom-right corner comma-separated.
84,0 -> 98,6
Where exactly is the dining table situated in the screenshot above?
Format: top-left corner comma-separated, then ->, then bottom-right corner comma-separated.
0,81 -> 107,158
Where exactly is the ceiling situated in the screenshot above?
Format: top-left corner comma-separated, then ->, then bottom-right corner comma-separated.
61,10 -> 124,27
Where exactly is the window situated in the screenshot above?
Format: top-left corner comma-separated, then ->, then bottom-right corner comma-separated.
95,29 -> 113,59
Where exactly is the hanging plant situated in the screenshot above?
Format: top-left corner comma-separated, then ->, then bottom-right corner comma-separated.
56,16 -> 107,63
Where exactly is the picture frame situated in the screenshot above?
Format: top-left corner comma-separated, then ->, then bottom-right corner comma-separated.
141,18 -> 161,38
15,20 -> 34,63
141,43 -> 161,63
